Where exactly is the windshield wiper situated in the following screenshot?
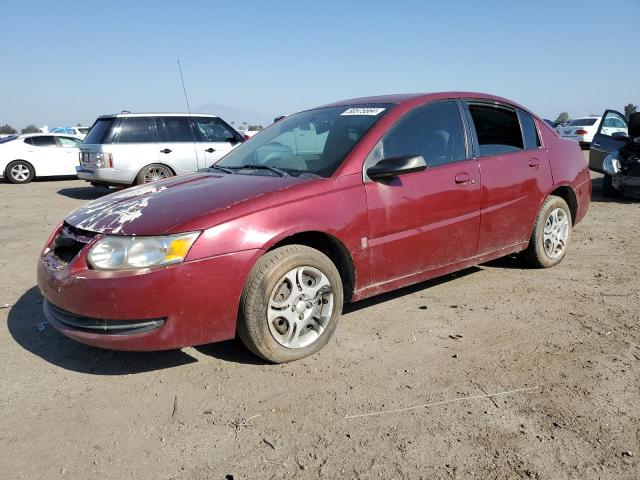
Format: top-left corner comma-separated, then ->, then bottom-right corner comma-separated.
209,165 -> 235,174
229,164 -> 288,177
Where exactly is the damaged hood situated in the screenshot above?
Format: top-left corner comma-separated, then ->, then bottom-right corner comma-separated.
65,172 -> 309,236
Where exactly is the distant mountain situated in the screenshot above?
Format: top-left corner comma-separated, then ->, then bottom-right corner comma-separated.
194,102 -> 275,128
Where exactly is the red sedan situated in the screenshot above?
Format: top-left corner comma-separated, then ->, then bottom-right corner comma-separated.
38,92 -> 591,362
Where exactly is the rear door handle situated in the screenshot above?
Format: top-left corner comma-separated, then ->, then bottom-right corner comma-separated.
528,159 -> 540,169
160,148 -> 172,154
454,172 -> 472,185
205,148 -> 215,153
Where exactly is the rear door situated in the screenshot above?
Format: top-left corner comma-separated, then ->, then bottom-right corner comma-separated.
464,101 -> 553,254
364,100 -> 481,285
191,116 -> 241,168
589,110 -> 629,172
156,116 -> 200,174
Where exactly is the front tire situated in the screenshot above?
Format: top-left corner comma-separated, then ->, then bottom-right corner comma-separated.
237,245 -> 343,363
523,195 -> 572,268
6,160 -> 34,184
135,164 -> 173,184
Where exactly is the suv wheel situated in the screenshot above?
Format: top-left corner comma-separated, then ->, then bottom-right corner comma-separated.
136,164 -> 173,184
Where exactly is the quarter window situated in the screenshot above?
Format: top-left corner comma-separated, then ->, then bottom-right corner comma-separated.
468,103 -> 524,155
25,136 -> 56,147
376,101 -> 467,168
116,117 -> 157,143
518,111 -> 540,150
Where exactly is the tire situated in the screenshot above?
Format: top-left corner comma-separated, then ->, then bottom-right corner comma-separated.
5,160 -> 35,184
601,174 -> 619,198
237,245 -> 343,363
135,164 -> 174,184
523,195 -> 572,268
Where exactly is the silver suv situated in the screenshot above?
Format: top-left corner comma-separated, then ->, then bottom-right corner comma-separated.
77,113 -> 243,186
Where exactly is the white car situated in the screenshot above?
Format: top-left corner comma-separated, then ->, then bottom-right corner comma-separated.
557,116 -> 602,147
0,133 -> 83,184
77,113 -> 243,187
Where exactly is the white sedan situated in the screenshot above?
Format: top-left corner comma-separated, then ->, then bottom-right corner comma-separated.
0,133 -> 83,184
557,117 -> 602,147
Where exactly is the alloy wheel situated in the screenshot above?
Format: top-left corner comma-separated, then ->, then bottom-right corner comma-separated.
543,207 -> 569,259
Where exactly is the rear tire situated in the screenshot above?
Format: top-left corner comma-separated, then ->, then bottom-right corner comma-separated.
6,160 -> 35,184
237,245 -> 343,363
135,164 -> 173,184
523,195 -> 572,268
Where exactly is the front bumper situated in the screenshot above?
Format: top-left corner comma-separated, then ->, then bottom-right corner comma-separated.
76,166 -> 136,186
38,246 -> 261,351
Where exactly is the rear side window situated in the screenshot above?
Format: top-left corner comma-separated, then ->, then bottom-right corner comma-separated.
57,137 -> 82,147
25,136 -> 56,147
192,117 -> 238,142
468,103 -> 524,155
157,116 -> 195,142
518,111 -> 540,150
115,117 -> 157,143
379,101 -> 467,167
84,118 -> 117,144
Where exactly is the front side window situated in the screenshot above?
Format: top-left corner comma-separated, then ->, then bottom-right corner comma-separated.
518,110 -> 540,150
467,103 -> 524,155
373,101 -> 467,168
192,117 -> 238,142
217,104 -> 391,177
115,117 -> 157,143
25,136 -> 56,147
158,116 -> 196,143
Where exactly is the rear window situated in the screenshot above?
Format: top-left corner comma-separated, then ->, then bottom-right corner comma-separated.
468,103 -> 524,155
115,117 -> 157,143
25,136 -> 56,147
84,118 -> 116,144
568,118 -> 598,126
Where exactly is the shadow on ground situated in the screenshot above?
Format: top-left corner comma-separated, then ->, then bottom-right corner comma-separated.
6,287 -> 197,375
57,185 -> 112,200
590,177 -> 638,204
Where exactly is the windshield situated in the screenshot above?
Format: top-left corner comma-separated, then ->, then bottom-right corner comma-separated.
569,118 -> 598,126
216,104 -> 392,177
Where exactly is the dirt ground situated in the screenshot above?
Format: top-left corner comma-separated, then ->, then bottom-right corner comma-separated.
1,152 -> 638,480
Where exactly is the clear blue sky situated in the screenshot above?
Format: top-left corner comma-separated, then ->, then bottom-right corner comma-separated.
1,0 -> 638,129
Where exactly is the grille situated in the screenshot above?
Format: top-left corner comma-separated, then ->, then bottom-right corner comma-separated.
51,223 -> 97,263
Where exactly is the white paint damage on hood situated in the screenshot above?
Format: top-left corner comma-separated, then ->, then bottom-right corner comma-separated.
66,184 -> 168,234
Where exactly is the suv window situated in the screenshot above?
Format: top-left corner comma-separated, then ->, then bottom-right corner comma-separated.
468,103 -> 524,155
25,136 -> 56,147
115,117 -> 157,143
192,117 -> 238,142
375,101 -> 466,167
157,116 -> 195,142
518,111 -> 540,150
84,118 -> 117,144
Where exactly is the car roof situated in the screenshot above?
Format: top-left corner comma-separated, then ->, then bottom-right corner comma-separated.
97,112 -> 219,119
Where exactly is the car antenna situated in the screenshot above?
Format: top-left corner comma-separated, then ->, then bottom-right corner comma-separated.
177,59 -> 200,166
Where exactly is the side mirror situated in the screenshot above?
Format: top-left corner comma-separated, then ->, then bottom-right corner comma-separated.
367,155 -> 427,180
611,131 -> 629,141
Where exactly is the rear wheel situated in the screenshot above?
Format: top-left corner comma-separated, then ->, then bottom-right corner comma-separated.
523,195 -> 572,268
237,245 -> 343,363
6,160 -> 34,184
135,164 -> 173,184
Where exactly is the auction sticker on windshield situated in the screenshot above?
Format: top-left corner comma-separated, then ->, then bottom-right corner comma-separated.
341,107 -> 386,116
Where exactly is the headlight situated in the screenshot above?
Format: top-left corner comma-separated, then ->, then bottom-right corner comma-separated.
602,151 -> 621,175
87,232 -> 200,270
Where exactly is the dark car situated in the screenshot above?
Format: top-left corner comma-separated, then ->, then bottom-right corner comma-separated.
38,92 -> 591,362
589,110 -> 640,197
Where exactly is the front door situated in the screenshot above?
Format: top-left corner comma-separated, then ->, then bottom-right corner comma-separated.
191,116 -> 240,168
589,110 -> 629,173
365,100 -> 481,286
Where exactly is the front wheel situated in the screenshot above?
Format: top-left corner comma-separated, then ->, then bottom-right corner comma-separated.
6,160 -> 34,184
237,245 -> 343,363
523,195 -> 572,268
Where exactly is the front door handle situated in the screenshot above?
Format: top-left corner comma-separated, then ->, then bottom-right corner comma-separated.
160,148 -> 172,154
528,159 -> 540,169
454,172 -> 471,185
205,148 -> 215,153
